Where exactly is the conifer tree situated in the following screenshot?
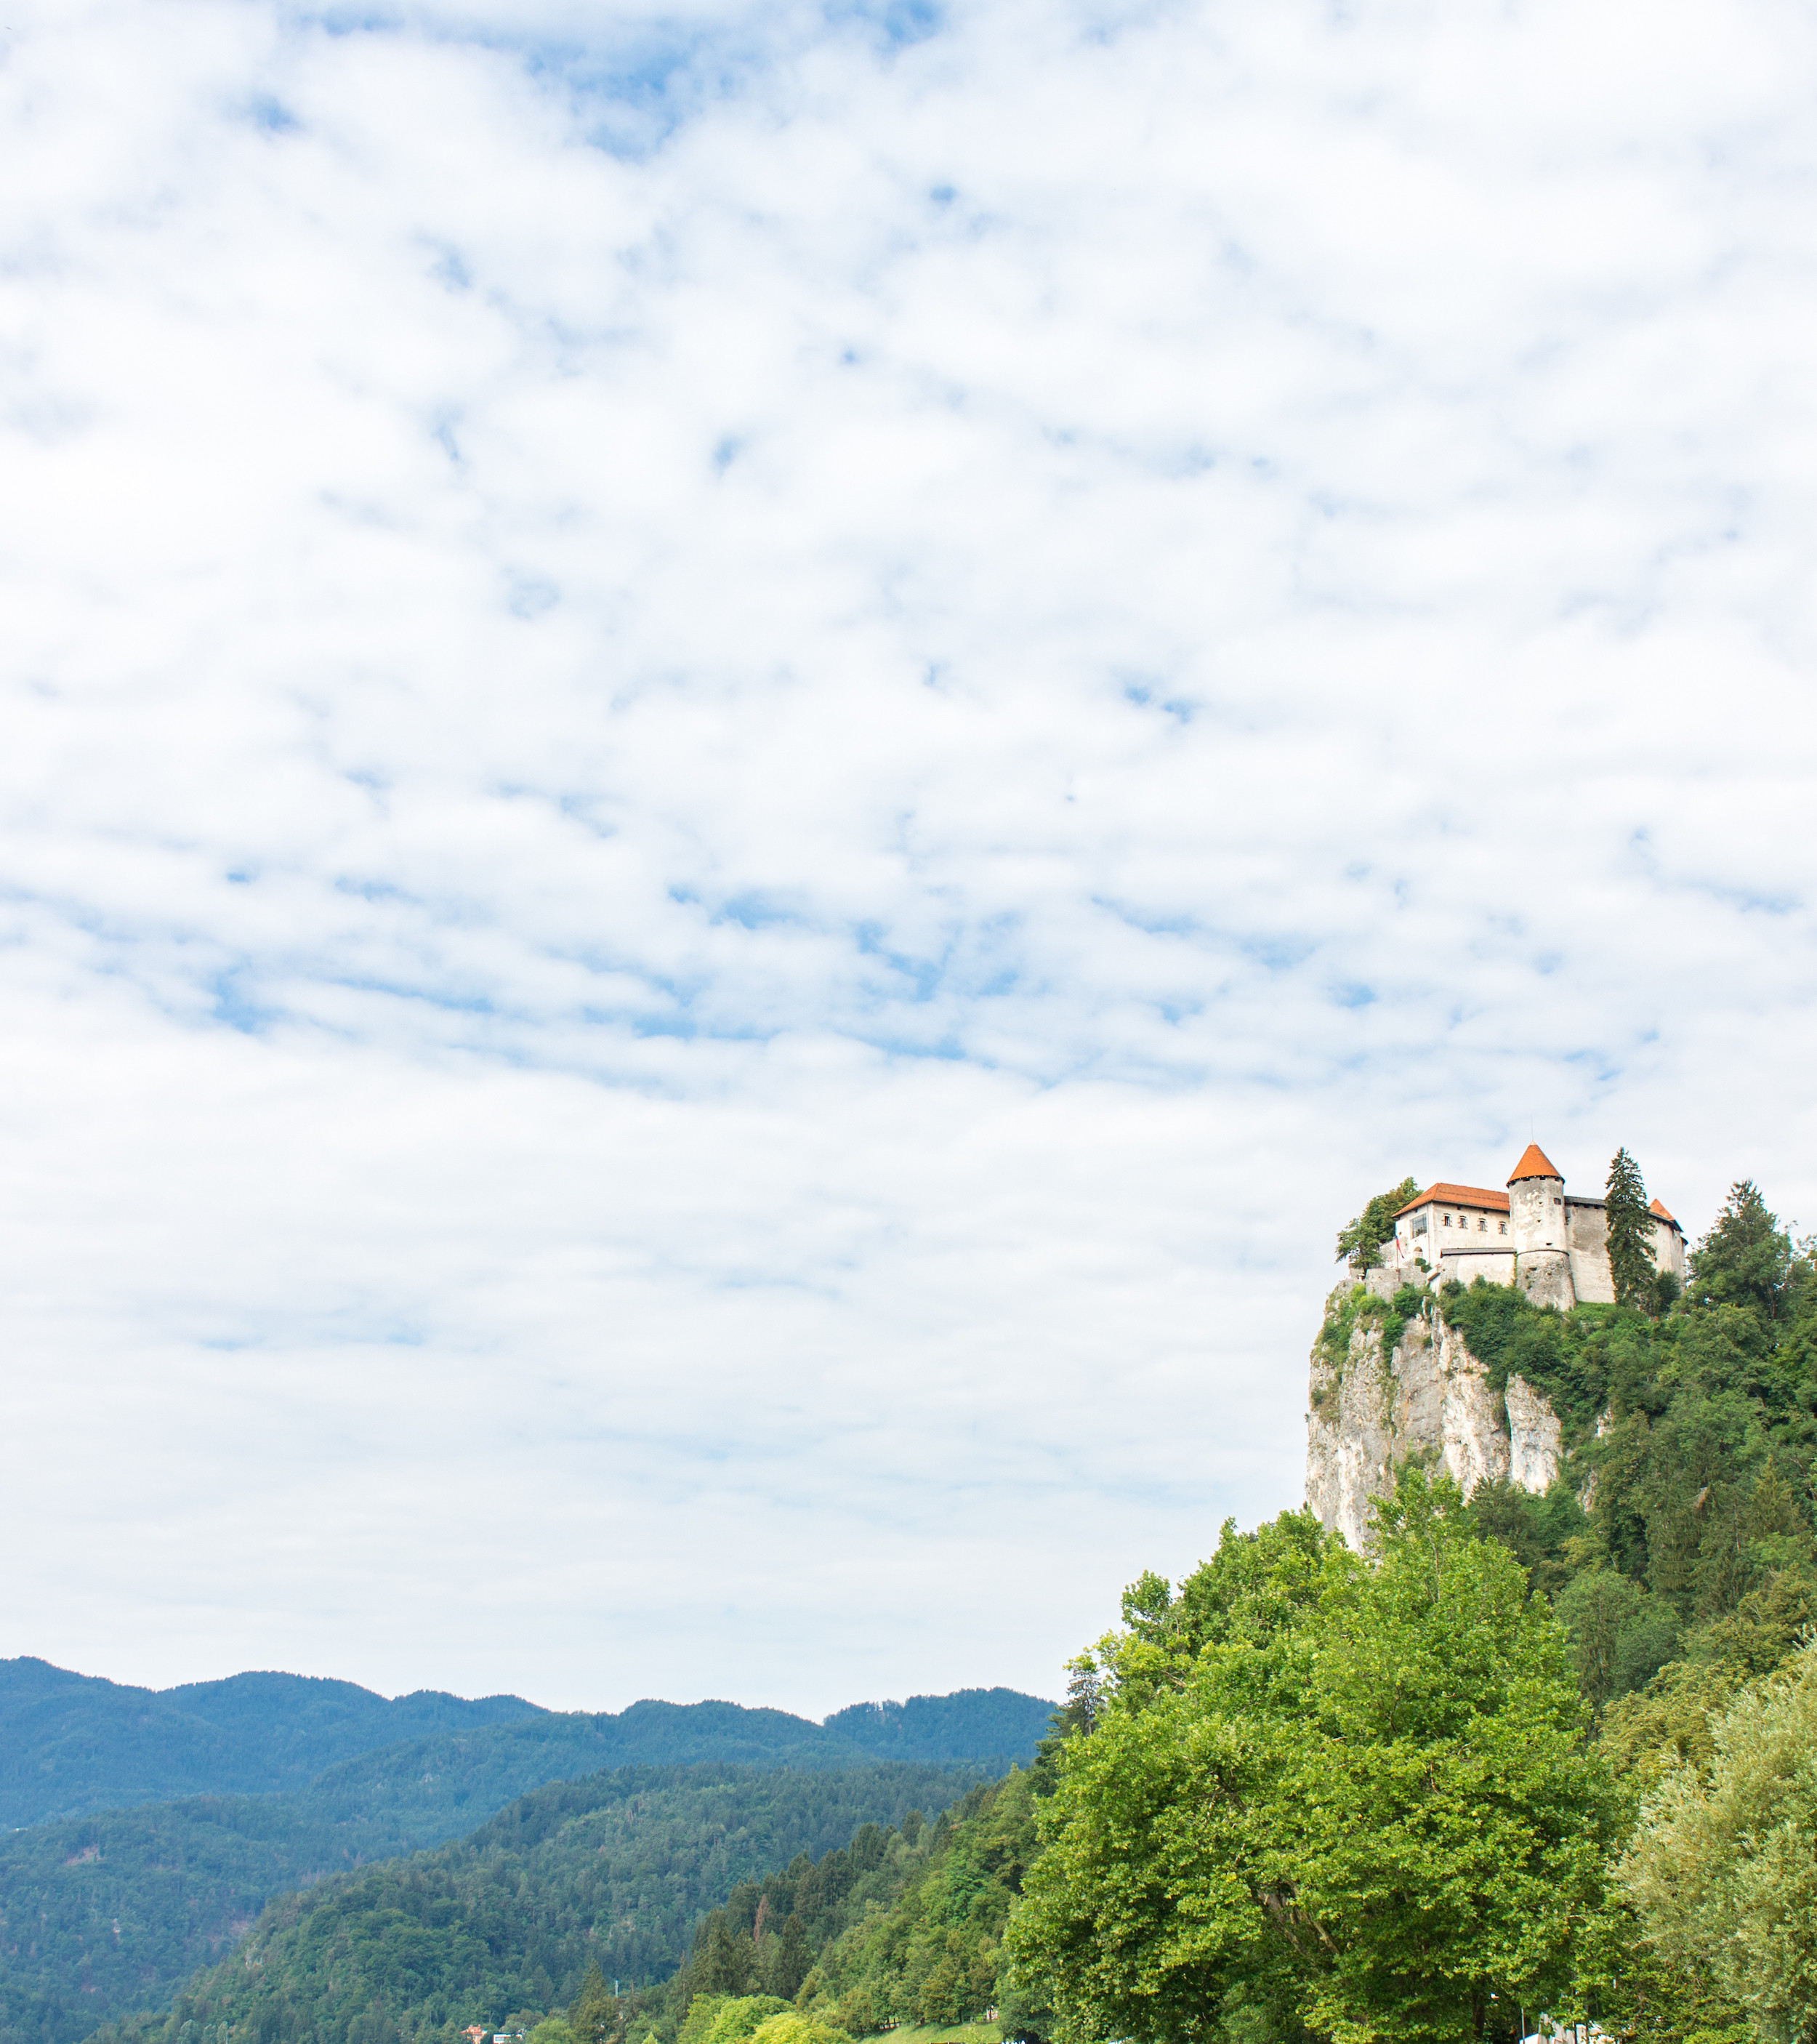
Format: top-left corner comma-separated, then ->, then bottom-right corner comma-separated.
570,1960 -> 617,2044
1605,1147 -> 1653,1308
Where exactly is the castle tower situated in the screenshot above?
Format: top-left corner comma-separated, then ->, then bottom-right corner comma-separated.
1508,1143 -> 1576,1310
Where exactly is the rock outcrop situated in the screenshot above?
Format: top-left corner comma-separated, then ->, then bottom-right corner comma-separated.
1305,1286 -> 1563,1553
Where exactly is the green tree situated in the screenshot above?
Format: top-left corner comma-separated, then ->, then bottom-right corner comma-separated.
1007,1471 -> 1616,2044
572,1961 -> 619,2044
1691,1182 -> 1797,1321
770,1915 -> 813,2000
1553,1566 -> 1680,1710
1334,1178 -> 1420,1272
1606,1148 -> 1655,1311
1621,1641 -> 1817,2043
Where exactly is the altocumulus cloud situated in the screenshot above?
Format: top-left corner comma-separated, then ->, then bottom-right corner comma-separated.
1,0 -> 1814,1711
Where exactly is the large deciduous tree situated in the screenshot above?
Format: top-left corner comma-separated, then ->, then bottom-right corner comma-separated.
1007,1474 -> 1617,2044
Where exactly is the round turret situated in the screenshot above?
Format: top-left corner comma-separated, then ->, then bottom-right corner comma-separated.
1507,1143 -> 1576,1309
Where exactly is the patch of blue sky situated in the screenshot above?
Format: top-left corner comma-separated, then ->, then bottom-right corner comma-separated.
322,973 -> 501,1018
1119,677 -> 1195,723
334,875 -> 416,904
852,924 -> 953,1002
1563,1045 -> 1627,1088
1331,982 -> 1377,1009
207,970 -> 275,1035
1240,933 -> 1318,973
1093,894 -> 1199,939
506,573 -> 560,618
427,244 -> 472,291
1677,876 -> 1801,916
712,892 -> 813,930
245,94 -> 299,132
822,0 -> 942,50
869,1026 -> 969,1062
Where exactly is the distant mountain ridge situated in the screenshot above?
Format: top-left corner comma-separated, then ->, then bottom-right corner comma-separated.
0,1659 -> 1055,1832
0,1674 -> 1054,2044
0,1657 -> 546,1827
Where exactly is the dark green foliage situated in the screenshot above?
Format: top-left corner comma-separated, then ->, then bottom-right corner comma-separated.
84,1764 -> 982,2044
1461,1478 -> 1588,1601
1379,1281 -> 1427,1362
1313,1284 -> 1364,1376
817,1691 -> 1055,1767
571,1963 -> 617,2044
1605,1148 -> 1653,1311
657,1773 -> 1042,2041
1553,1569 -> 1682,1708
1441,1186 -> 1817,1724
1691,1180 -> 1801,1320
0,1697 -> 1049,2044
0,1659 -> 544,1828
1334,1177 -> 1419,1271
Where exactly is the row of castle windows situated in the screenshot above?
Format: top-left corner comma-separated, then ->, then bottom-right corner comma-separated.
1441,1215 -> 1507,1234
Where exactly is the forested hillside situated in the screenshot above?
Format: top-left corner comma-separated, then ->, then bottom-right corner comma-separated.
818,1694 -> 1052,1767
657,1770 -> 1042,2040
0,1692 -> 1050,2044
1443,1178 -> 1817,1718
0,1663 -> 543,1827
84,1764 -> 983,2044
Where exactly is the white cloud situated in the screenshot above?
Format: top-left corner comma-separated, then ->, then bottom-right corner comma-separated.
1,0 -> 1814,1713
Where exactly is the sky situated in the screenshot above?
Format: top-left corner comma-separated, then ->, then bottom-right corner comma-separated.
2,0 -> 1815,1718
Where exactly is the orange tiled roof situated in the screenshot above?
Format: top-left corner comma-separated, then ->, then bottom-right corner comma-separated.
1394,1181 -> 1510,1218
1649,1197 -> 1683,1231
1508,1142 -> 1562,1183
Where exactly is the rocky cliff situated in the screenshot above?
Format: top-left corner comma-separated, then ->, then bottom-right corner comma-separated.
1305,1283 -> 1564,1552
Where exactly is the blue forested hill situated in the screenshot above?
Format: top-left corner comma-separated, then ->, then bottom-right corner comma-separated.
0,1661 -> 544,1827
12,1763 -> 989,2044
0,1665 -> 1055,1833
821,1687 -> 1055,1763
0,1678 -> 1055,2044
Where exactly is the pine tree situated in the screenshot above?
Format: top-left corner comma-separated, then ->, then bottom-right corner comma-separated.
569,1961 -> 616,2044
1606,1148 -> 1653,1309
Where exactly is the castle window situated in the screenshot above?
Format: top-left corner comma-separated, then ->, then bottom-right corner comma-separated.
1443,1215 -> 1452,1227
1478,1218 -> 1487,1231
1499,1220 -> 1507,1235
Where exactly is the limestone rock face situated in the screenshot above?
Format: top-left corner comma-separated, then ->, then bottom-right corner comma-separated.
1305,1287 -> 1563,1552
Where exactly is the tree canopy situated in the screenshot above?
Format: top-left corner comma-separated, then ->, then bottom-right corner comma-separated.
1621,1642 -> 1817,2044
1007,1474 -> 1616,2044
1334,1178 -> 1419,1271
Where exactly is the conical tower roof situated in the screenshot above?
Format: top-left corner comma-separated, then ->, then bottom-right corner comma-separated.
1507,1142 -> 1562,1184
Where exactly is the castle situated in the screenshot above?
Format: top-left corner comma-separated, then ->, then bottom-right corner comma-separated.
1369,1143 -> 1686,1310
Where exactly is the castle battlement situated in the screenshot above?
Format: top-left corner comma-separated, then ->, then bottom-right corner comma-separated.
1369,1143 -> 1685,1309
